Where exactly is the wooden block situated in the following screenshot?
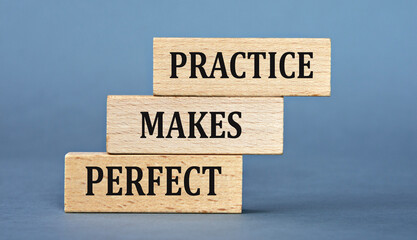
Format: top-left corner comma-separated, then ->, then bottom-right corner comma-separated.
154,38 -> 331,96
65,153 -> 242,213
107,96 -> 283,154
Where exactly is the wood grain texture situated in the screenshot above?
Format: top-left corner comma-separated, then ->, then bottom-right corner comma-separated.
154,38 -> 331,96
65,153 -> 242,213
107,96 -> 283,154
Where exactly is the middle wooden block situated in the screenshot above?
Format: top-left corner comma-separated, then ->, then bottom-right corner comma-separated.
107,96 -> 283,154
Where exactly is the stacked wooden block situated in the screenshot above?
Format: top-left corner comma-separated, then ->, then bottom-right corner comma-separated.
65,38 -> 331,213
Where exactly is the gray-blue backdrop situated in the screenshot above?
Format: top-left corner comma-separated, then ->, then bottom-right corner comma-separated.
1,0 -> 416,239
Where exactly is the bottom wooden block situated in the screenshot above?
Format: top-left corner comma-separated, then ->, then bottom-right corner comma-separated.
65,153 -> 242,213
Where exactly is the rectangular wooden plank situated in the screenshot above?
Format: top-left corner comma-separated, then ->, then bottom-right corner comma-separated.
65,153 -> 242,213
107,96 -> 283,154
154,38 -> 331,96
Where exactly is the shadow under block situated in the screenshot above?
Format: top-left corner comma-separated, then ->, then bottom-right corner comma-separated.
65,153 -> 242,213
154,38 -> 331,96
107,96 -> 283,154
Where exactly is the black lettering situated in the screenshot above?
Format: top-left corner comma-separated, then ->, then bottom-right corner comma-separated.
227,112 -> 242,138
298,52 -> 313,78
147,166 -> 163,195
269,52 -> 276,78
184,167 -> 200,196
188,112 -> 208,138
141,112 -> 164,138
106,166 -> 122,196
190,52 -> 209,78
126,167 -> 145,196
166,167 -> 181,195
210,112 -> 226,138
209,52 -> 228,78
170,52 -> 186,78
166,112 -> 186,138
248,52 -> 266,78
280,52 -> 295,78
203,167 -> 222,195
86,166 -> 103,196
230,52 -> 246,78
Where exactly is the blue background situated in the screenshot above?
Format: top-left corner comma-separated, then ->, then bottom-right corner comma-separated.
1,0 -> 416,239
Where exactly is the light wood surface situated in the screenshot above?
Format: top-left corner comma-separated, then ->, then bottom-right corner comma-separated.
154,38 -> 331,96
65,153 -> 242,213
107,96 -> 283,154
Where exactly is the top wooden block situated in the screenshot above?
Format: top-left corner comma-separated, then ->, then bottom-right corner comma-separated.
154,38 -> 331,97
